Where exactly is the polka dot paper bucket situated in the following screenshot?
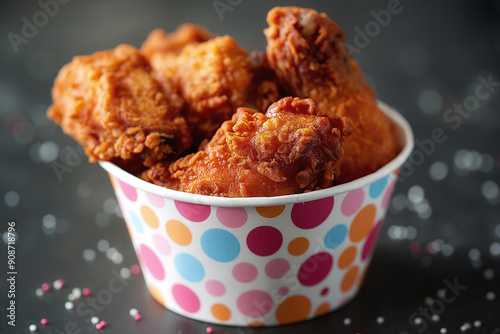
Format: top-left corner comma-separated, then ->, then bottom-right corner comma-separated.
99,102 -> 413,326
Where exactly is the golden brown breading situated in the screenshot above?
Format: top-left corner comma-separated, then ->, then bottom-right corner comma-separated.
146,97 -> 348,197
175,35 -> 252,145
47,44 -> 192,167
265,7 -> 400,183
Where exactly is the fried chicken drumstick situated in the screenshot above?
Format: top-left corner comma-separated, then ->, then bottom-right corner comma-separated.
145,97 -> 348,197
265,7 -> 400,183
47,44 -> 192,167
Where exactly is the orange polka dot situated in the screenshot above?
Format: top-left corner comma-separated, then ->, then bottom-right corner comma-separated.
141,205 -> 159,229
166,219 -> 192,246
314,302 -> 331,317
256,205 -> 286,218
393,168 -> 400,176
338,246 -> 357,269
276,295 -> 311,325
349,204 -> 376,242
211,303 -> 231,321
148,284 -> 165,307
288,237 -> 309,256
341,265 -> 359,293
247,322 -> 265,327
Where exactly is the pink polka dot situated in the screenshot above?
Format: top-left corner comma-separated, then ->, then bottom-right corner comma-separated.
216,207 -> 247,228
174,201 -> 211,222
291,197 -> 334,229
265,258 -> 290,279
277,287 -> 289,296
172,284 -> 200,313
139,244 -> 165,281
341,189 -> 365,216
320,287 -> 329,296
152,234 -> 171,256
246,226 -> 282,256
232,262 -> 258,283
382,180 -> 396,209
298,252 -> 333,286
146,192 -> 165,208
236,290 -> 274,318
361,220 -> 383,261
205,280 -> 226,297
118,178 -> 137,202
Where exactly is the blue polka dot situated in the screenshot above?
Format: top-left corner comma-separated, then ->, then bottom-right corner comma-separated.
324,224 -> 347,249
369,175 -> 389,198
174,253 -> 205,282
201,229 -> 240,262
128,211 -> 143,234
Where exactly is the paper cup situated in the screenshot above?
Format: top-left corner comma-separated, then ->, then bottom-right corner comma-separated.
99,102 -> 413,326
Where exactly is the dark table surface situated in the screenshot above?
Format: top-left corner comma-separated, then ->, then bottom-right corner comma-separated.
1,0 -> 500,333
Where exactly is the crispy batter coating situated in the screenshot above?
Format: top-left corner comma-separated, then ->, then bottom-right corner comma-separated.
265,7 -> 400,183
145,97 -> 348,197
47,44 -> 192,167
175,36 -> 252,145
246,51 -> 283,113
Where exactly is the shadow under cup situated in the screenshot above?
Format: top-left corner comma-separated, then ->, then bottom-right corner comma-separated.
99,102 -> 414,327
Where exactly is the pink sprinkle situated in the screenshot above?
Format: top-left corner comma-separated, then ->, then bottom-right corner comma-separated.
41,318 -> 48,326
42,283 -> 51,292
410,241 -> 421,254
206,326 -> 213,333
130,264 -> 141,276
96,323 -> 102,330
82,287 -> 91,297
133,314 -> 142,321
99,321 -> 107,329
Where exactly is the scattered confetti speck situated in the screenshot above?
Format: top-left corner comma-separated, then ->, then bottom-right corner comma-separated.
130,264 -> 141,276
460,322 -> 471,331
484,268 -> 495,280
97,239 -> 110,252
473,320 -> 482,328
40,318 -> 48,326
376,316 -> 384,324
53,279 -> 65,290
29,324 -> 37,332
486,291 -> 496,301
468,248 -> 481,260
72,287 -> 81,299
414,317 -> 423,325
206,327 -> 213,333
343,317 -> 351,325
129,308 -> 139,317
133,314 -> 142,321
91,316 -> 100,325
120,267 -> 131,279
35,288 -> 44,297
83,248 -> 96,261
440,328 -> 448,334
82,287 -> 91,297
65,301 -> 74,310
490,242 -> 500,256
431,314 -> 440,322
41,283 -> 51,292
4,191 -> 20,207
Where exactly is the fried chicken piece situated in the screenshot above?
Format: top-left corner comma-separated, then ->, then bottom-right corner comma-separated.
265,7 -> 400,183
47,44 -> 192,167
175,36 -> 252,145
246,51 -> 283,113
146,97 -> 348,197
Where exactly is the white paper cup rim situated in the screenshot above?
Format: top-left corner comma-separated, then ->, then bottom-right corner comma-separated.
99,101 -> 414,207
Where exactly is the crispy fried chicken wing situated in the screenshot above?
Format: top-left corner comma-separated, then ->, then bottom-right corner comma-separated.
265,7 -> 400,183
47,44 -> 192,167
145,97 -> 348,197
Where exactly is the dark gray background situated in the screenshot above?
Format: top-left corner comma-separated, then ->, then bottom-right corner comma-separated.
1,0 -> 499,333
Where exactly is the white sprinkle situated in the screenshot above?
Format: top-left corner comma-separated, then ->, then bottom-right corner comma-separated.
65,301 -> 74,310
441,244 -> 454,257
489,242 -> 500,256
473,320 -> 482,328
111,252 -> 123,264
106,247 -> 118,259
343,317 -> 351,325
408,185 -> 425,204
482,181 -> 499,201
68,293 -> 76,301
38,141 -> 59,163
391,194 -> 407,212
376,316 -> 384,324
91,316 -> 100,324
424,297 -> 434,305
460,322 -> 471,331
4,191 -> 20,207
437,289 -> 447,299
120,267 -> 131,279
103,198 -> 118,215
431,314 -> 440,322
129,308 -> 139,316
72,288 -> 82,299
429,161 -> 448,181
484,268 -> 495,280
468,248 -> 481,260
406,226 -> 418,240
486,291 -> 496,301
440,328 -> 448,334
83,249 -> 96,262
35,288 -> 44,297
42,214 -> 57,229
53,279 -> 64,290
414,317 -> 423,325
29,324 -> 37,332
97,239 -> 110,252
